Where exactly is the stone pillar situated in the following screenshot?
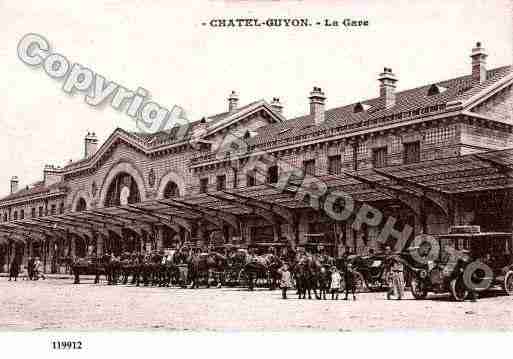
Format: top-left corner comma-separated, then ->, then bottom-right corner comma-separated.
47,239 -> 54,273
156,226 -> 164,251
96,234 -> 104,258
298,213 -> 308,245
272,224 -> 281,242
242,222 -> 251,246
2,246 -> 8,273
71,236 -> 76,259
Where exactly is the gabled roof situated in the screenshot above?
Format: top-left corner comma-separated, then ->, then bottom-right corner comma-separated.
248,66 -> 512,147
56,99 -> 283,174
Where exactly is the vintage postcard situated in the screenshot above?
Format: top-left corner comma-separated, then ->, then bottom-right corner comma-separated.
0,0 -> 513,354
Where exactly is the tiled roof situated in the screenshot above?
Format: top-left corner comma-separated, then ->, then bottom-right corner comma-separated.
248,66 -> 512,147
0,181 -> 67,203
127,100 -> 262,148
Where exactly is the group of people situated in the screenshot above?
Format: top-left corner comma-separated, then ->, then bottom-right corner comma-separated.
278,263 -> 358,301
7,256 -> 45,281
277,245 -> 406,301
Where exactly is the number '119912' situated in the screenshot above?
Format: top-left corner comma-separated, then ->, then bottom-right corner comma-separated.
52,341 -> 82,350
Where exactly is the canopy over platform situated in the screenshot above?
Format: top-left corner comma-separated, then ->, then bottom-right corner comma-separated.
1,148 -> 513,245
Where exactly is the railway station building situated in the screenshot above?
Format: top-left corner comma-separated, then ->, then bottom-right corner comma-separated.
1,42 -> 513,273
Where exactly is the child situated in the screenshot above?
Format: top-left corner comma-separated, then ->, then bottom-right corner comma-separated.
278,264 -> 293,299
330,266 -> 342,300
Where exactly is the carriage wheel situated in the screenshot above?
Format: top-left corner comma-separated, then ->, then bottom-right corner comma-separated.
503,271 -> 513,295
450,278 -> 468,302
410,276 -> 428,300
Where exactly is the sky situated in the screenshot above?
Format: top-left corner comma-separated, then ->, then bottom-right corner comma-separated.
0,0 -> 511,196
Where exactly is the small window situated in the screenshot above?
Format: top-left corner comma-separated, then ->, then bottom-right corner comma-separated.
50,204 -> 56,215
303,159 -> 316,176
427,84 -> 447,96
216,175 -> 226,191
247,169 -> 256,187
200,178 -> 209,194
404,141 -> 420,164
3,213 -> 6,222
328,155 -> 341,175
267,165 -> 279,184
20,209 -> 24,220
372,147 -> 388,168
353,102 -> 371,113
31,208 -> 36,218
38,206 -> 43,217
13,211 -> 18,220
59,202 -> 65,214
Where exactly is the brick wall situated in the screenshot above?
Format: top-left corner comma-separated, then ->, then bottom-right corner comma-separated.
472,85 -> 513,123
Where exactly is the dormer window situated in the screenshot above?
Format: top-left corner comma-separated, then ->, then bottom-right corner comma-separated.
427,84 -> 447,96
353,102 -> 371,113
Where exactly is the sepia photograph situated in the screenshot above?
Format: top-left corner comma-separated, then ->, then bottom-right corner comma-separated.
0,0 -> 513,354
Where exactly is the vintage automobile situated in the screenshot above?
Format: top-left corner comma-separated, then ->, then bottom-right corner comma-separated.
406,226 -> 513,301
348,253 -> 388,291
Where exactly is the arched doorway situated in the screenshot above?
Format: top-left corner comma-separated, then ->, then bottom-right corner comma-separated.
163,181 -> 180,199
104,172 -> 141,207
76,198 -> 87,212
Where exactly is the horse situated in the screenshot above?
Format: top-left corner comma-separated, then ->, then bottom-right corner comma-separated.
188,251 -> 228,289
233,249 -> 283,290
292,254 -> 334,299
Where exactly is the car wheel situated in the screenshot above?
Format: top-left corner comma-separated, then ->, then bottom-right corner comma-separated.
503,271 -> 513,295
450,277 -> 468,302
410,276 -> 428,299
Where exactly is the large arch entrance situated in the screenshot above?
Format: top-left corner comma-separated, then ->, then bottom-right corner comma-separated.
163,181 -> 180,199
104,172 -> 142,207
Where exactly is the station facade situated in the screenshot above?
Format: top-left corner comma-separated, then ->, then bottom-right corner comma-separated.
1,42 -> 513,273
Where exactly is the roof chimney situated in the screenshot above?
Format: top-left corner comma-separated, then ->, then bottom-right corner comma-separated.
84,132 -> 98,158
43,164 -> 63,186
228,91 -> 239,113
10,176 -> 19,194
309,87 -> 326,125
378,67 -> 397,109
471,41 -> 488,84
270,97 -> 283,114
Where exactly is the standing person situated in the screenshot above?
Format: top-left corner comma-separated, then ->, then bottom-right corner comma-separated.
344,263 -> 357,300
9,257 -> 20,281
386,255 -> 405,300
34,257 -> 45,280
330,266 -> 342,300
278,263 -> 293,299
27,257 -> 35,280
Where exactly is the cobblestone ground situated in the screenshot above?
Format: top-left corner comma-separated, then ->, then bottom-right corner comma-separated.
1,278 -> 513,331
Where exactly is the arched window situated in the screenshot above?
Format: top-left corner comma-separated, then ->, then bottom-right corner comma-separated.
76,198 -> 87,212
163,181 -> 180,199
105,172 -> 141,207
